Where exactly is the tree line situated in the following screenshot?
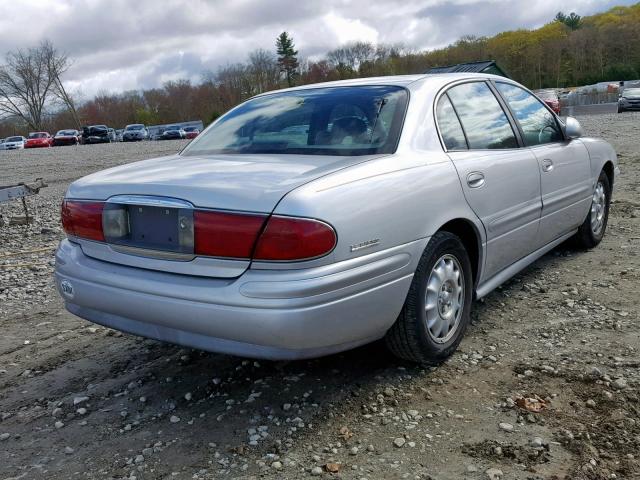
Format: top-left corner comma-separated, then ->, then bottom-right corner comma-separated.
1,3 -> 639,138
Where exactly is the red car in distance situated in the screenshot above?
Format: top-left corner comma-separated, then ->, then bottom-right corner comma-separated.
53,129 -> 81,146
184,126 -> 200,139
533,89 -> 561,115
24,132 -> 53,148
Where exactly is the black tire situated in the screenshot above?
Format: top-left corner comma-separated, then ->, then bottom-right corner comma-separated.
385,231 -> 473,364
572,170 -> 611,249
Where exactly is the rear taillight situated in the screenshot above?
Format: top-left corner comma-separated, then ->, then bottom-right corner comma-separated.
61,200 -> 105,242
61,200 -> 336,261
254,216 -> 336,261
194,211 -> 267,258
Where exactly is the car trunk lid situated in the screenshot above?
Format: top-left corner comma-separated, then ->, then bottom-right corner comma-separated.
67,152 -> 384,277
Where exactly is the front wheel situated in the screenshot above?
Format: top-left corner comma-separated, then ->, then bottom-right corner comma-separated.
572,170 -> 611,249
385,231 -> 473,364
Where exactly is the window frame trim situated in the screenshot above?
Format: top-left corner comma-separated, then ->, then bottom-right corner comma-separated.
433,78 -> 524,153
491,80 -> 568,147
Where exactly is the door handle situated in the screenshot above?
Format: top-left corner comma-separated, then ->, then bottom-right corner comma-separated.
467,172 -> 485,188
542,159 -> 554,172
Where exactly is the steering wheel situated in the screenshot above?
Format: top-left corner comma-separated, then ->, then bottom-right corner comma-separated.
538,125 -> 557,144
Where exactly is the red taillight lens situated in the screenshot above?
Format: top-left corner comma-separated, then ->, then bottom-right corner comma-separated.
194,211 -> 267,258
61,200 -> 105,242
254,216 -> 336,261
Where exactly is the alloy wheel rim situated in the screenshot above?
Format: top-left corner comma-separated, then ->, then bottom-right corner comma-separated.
425,254 -> 465,344
590,181 -> 606,235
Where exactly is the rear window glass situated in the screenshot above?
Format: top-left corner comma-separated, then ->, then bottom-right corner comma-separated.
182,86 -> 409,157
436,94 -> 467,150
446,82 -> 518,150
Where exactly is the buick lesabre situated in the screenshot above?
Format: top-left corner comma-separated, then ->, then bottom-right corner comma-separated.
55,73 -> 618,363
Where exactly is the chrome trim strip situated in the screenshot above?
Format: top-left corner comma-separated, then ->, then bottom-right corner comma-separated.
106,195 -> 194,209
109,244 -> 195,261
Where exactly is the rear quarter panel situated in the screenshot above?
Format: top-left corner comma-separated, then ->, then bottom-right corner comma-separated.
264,152 -> 485,269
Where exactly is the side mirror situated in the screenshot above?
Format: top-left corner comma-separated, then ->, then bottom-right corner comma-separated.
564,116 -> 583,139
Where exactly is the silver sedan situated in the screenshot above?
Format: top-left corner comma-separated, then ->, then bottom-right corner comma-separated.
54,73 -> 619,363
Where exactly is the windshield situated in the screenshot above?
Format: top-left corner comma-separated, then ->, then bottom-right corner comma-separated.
166,126 -> 180,131
126,125 -> 144,130
29,132 -> 47,138
623,88 -> 640,96
57,130 -> 76,136
184,127 -> 197,132
7,136 -> 22,142
182,85 -> 408,157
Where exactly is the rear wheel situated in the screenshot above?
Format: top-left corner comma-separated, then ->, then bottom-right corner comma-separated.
385,231 -> 473,364
572,170 -> 611,249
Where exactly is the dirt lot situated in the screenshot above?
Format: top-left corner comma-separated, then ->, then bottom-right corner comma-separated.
0,115 -> 638,480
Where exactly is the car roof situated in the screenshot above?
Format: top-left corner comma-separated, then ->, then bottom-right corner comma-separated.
253,73 -> 518,97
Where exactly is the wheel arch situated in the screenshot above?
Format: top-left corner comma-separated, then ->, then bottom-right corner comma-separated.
437,218 -> 483,289
602,160 -> 614,187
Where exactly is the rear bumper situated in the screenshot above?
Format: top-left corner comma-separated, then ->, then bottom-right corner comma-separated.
54,238 -> 424,359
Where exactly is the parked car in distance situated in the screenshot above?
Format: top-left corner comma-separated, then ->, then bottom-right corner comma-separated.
107,128 -> 117,142
55,73 -> 618,364
115,129 -> 124,142
160,125 -> 186,140
533,89 -> 561,114
183,126 -> 200,139
0,138 -> 5,151
82,125 -> 111,144
618,87 -> 640,112
25,132 -> 53,148
122,124 -> 148,142
3,136 -> 26,150
53,129 -> 80,146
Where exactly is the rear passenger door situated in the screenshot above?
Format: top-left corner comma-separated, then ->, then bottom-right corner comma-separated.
437,81 -> 542,281
494,82 -> 592,246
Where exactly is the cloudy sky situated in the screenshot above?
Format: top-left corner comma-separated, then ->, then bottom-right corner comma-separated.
0,0 -> 634,98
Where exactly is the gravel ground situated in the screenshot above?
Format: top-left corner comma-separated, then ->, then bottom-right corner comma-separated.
0,115 -> 638,480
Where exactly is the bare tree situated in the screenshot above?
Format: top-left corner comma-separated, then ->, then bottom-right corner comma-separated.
247,49 -> 279,94
43,41 -> 81,129
0,40 -> 78,131
0,42 -> 55,130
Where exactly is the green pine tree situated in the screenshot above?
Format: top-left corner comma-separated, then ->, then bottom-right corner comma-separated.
276,32 -> 299,87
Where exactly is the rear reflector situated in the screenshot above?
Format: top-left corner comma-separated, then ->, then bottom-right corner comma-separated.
193,210 -> 267,258
254,216 -> 336,261
61,200 -> 105,242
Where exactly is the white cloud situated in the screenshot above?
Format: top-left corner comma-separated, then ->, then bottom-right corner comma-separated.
0,0 -> 635,97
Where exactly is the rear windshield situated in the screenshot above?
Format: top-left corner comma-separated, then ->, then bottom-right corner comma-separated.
29,132 -> 47,138
57,130 -> 76,136
126,125 -> 144,130
182,86 -> 408,157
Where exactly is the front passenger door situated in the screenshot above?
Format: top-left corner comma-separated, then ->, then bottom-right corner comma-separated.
495,82 -> 592,246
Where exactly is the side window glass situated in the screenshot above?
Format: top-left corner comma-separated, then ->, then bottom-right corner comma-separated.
496,83 -> 563,146
447,82 -> 518,150
436,94 -> 467,150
